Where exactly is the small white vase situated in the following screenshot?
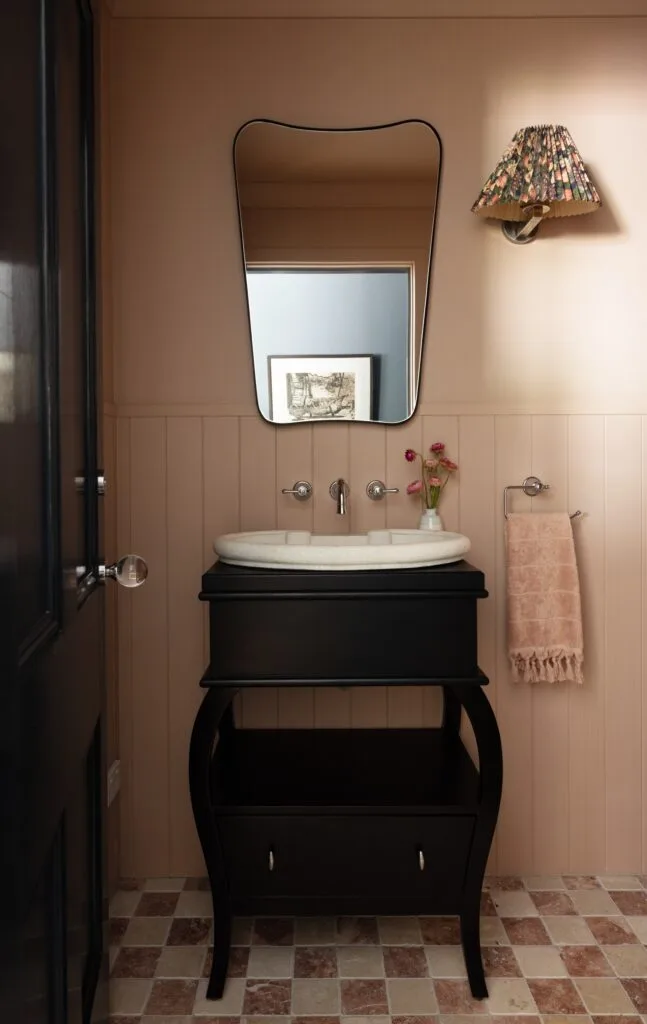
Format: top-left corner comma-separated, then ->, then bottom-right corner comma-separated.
419,507 -> 443,531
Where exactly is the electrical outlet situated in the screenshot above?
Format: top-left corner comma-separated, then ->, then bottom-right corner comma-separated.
107,759 -> 121,807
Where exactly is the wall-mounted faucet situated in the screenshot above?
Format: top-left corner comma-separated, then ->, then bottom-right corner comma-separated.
329,479 -> 349,516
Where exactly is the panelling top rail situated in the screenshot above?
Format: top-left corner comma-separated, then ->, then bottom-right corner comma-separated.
503,476 -> 583,520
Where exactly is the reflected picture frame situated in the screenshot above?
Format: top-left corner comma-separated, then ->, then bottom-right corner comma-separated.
268,355 -> 373,424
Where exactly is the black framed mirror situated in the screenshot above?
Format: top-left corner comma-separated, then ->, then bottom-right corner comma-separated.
233,119 -> 442,425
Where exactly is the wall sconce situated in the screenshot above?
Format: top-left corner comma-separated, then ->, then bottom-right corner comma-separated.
471,125 -> 601,244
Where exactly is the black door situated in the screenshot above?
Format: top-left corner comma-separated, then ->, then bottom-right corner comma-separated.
1,1 -> 108,1021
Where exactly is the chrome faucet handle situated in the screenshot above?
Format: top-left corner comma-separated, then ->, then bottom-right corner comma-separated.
329,479 -> 349,515
281,480 -> 313,501
366,479 -> 400,501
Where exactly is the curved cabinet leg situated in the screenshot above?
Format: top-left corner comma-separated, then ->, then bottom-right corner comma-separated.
189,686 -> 238,999
454,686 -> 503,999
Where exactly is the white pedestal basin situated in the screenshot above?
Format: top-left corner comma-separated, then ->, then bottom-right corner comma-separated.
214,529 -> 470,571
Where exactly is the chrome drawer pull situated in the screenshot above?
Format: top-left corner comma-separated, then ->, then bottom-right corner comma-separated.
418,848 -> 425,871
269,849 -> 275,871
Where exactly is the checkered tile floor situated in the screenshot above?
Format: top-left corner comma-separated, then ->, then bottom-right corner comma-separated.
109,874 -> 647,1022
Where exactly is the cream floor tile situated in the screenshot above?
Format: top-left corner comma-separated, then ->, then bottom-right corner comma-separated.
570,890 -> 619,916
542,1015 -> 592,1024
603,943 -> 647,977
109,978 -> 152,1015
337,945 -> 385,978
513,944 -> 568,977
599,875 -> 643,890
341,1017 -> 391,1024
123,916 -> 172,946
247,945 -> 294,978
174,890 -> 213,917
193,977 -> 245,1016
575,977 -> 636,1014
387,977 -> 438,1014
439,1016 -> 496,1024
543,916 -> 596,945
491,891 -> 539,917
486,977 -> 537,1014
292,978 -> 341,1014
628,917 -> 647,942
141,1015 -> 192,1024
378,916 -> 423,945
109,890 -> 141,917
480,917 -> 510,945
425,945 -> 468,978
155,945 -> 207,978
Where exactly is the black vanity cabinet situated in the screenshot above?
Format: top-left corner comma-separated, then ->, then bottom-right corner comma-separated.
191,561 -> 502,1001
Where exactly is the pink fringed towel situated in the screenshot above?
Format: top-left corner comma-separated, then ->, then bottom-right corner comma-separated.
506,512 -> 584,684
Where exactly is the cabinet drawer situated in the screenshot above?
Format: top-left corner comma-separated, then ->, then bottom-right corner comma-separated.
219,815 -> 474,902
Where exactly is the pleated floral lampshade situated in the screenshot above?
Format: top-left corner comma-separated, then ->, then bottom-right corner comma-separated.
472,125 -> 601,243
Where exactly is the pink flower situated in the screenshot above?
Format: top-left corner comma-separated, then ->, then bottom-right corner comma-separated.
404,448 -> 417,462
424,458 -> 439,470
406,480 -> 423,495
428,476 -> 442,487
430,442 -> 445,453
439,456 -> 458,471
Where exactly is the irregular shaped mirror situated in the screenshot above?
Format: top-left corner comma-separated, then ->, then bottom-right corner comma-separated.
234,119 -> 441,424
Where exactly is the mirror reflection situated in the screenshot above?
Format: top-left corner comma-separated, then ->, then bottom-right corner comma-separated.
234,120 -> 441,425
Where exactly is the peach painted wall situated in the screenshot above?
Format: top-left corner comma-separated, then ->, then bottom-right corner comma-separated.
103,12 -> 647,878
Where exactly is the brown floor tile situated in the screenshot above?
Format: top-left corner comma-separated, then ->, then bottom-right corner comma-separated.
622,978 -> 647,1013
419,917 -> 461,945
242,979 -> 291,1014
202,947 -> 213,979
340,979 -> 389,1015
107,1017 -> 141,1023
184,876 -> 210,890
111,946 -> 162,978
560,946 -> 613,977
530,892 -> 577,916
117,878 -> 143,891
585,917 -> 639,944
480,892 -> 497,916
434,979 -> 487,1013
501,918 -> 551,945
252,918 -> 295,945
527,978 -> 586,1014
564,876 -> 602,890
336,917 -> 380,945
383,947 -> 428,978
166,918 -> 211,945
482,947 -> 521,977
135,892 -> 180,917
294,946 -> 337,978
484,876 -> 526,891
143,978 -> 197,1015
610,891 -> 647,916
110,918 -> 129,944
227,947 -> 250,977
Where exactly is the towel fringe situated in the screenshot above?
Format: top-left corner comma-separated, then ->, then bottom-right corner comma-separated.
509,647 -> 584,684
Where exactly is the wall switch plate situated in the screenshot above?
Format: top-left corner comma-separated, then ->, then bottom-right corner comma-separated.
107,759 -> 121,807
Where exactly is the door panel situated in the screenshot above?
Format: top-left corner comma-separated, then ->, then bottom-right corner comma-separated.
0,1 -> 105,1022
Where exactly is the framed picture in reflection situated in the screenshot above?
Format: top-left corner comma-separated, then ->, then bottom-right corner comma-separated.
268,355 -> 374,423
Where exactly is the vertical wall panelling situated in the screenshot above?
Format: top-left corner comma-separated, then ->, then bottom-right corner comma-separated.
348,424 -> 387,535
642,417 -> 647,873
276,424 -> 314,532
116,417 -> 134,873
530,415 -> 570,874
128,417 -> 170,876
167,418 -> 205,874
494,416 -> 533,874
103,415 -> 120,888
604,415 -> 642,871
567,415 -> 606,872
457,415 -> 497,868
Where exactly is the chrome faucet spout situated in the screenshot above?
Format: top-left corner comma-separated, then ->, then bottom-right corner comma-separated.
329,479 -> 349,516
